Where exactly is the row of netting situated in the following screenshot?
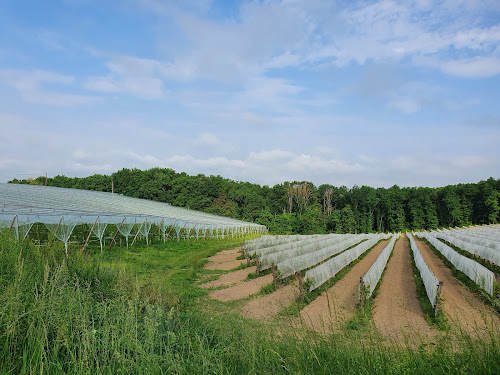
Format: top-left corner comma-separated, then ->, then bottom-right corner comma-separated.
255,234 -> 358,269
243,234 -> 328,254
431,231 -> 500,267
360,233 -> 399,298
305,233 -> 392,291
0,213 -> 262,254
441,229 -> 500,250
461,225 -> 500,241
407,233 -> 441,308
275,234 -> 374,278
416,232 -> 494,296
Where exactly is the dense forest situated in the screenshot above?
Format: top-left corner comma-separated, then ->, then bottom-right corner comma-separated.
9,168 -> 500,234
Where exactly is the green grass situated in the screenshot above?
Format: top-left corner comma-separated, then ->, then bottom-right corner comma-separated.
1,233 -> 500,374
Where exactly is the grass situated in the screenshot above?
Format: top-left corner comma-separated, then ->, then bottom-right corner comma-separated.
1,233 -> 500,374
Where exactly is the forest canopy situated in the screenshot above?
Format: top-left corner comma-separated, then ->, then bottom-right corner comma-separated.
10,168 -> 500,235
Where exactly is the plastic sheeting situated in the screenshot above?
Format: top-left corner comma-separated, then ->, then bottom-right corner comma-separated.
408,233 -> 440,308
276,234 -> 373,278
305,233 -> 391,291
360,233 -> 399,298
417,232 -> 494,296
244,234 -> 325,254
251,234 -> 341,258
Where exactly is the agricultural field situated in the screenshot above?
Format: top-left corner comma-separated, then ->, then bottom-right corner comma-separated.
1,225 -> 500,373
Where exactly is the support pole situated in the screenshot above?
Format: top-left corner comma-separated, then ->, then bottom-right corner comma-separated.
434,281 -> 443,316
81,216 -> 99,253
109,217 -> 126,249
7,215 -> 17,232
131,219 -> 146,247
358,277 -> 365,307
296,271 -> 304,301
272,262 -> 277,289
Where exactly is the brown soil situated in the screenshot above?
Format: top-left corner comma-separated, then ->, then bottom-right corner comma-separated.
204,247 -> 246,270
300,239 -> 389,333
209,274 -> 273,302
414,238 -> 500,335
199,266 -> 257,289
372,235 -> 437,342
241,283 -> 300,320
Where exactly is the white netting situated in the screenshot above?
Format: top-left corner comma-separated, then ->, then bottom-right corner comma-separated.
408,233 -> 441,308
276,234 -> 373,278
257,234 -> 349,266
361,233 -> 399,298
251,234 -> 342,258
432,232 -> 500,267
244,234 -> 325,254
417,232 -> 494,296
92,222 -> 108,251
259,234 -> 362,271
305,233 -> 391,291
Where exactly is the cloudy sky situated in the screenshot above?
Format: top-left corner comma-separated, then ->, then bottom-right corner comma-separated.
0,0 -> 499,188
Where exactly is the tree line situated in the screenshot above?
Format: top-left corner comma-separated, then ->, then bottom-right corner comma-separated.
10,168 -> 500,234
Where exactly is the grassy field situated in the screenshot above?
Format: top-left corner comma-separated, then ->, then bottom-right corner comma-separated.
1,234 -> 499,374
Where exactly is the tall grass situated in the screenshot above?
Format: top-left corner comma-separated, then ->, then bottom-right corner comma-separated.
1,234 -> 499,374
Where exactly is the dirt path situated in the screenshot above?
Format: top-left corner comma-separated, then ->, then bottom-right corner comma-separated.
209,274 -> 273,302
200,266 -> 257,289
372,235 -> 437,342
241,283 -> 300,320
300,239 -> 389,333
204,247 -> 246,270
414,238 -> 500,335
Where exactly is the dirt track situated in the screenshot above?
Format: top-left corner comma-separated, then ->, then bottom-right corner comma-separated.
241,283 -> 300,320
200,266 -> 257,289
300,239 -> 389,333
204,247 -> 246,270
414,237 -> 500,334
372,235 -> 436,341
209,274 -> 274,302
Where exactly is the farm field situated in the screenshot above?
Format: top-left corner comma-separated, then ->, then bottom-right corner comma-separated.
1,226 -> 500,373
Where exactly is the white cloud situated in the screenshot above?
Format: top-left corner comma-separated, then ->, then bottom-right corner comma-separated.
440,57 -> 500,78
0,69 -> 96,106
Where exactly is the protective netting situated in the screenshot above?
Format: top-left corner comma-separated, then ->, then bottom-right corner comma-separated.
259,234 -> 359,271
305,233 -> 391,291
0,183 -> 266,250
91,222 -> 108,251
257,234 -> 350,267
276,234 -> 373,278
407,233 -> 441,308
250,234 -> 341,258
244,234 -> 325,254
432,232 -> 500,267
416,232 -> 494,296
360,233 -> 399,298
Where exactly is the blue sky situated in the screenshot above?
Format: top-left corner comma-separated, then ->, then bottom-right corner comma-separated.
0,0 -> 499,188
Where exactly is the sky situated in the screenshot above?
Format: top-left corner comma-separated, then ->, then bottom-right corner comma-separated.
0,0 -> 499,188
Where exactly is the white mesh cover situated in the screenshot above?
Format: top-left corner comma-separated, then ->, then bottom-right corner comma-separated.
432,232 -> 500,267
305,233 -> 391,291
407,233 -> 440,308
361,233 -> 399,298
417,232 -> 494,296
276,234 -> 373,278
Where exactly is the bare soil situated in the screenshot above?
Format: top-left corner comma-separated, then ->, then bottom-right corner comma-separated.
300,239 -> 389,333
414,238 -> 500,335
372,235 -> 437,342
200,266 -> 257,289
241,282 -> 300,320
204,247 -> 246,270
209,274 -> 273,302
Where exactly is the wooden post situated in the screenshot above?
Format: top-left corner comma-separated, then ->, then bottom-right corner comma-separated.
434,281 -> 443,316
109,217 -> 126,249
131,219 -> 146,247
7,215 -> 17,232
255,258 -> 260,275
272,262 -> 277,289
296,271 -> 304,301
81,216 -> 98,253
358,277 -> 365,307
53,216 -> 63,237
